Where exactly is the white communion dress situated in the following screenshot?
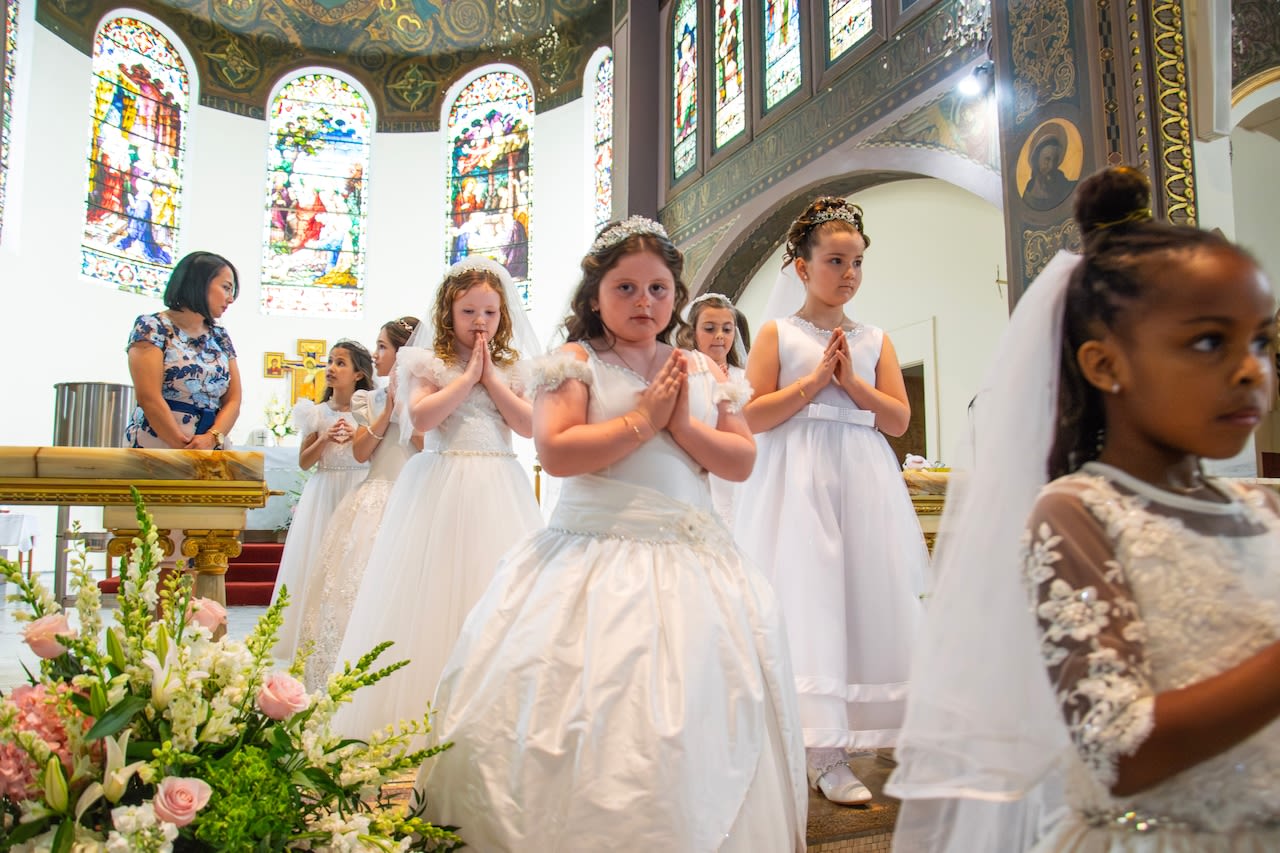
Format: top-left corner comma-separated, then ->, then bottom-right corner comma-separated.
294,387 -> 419,691
709,363 -> 750,527
332,349 -> 542,740
1023,463 -> 1280,851
418,343 -> 808,853
272,399 -> 369,660
735,316 -> 927,749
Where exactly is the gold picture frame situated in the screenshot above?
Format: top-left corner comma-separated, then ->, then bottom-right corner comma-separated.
296,339 -> 327,358
263,351 -> 286,378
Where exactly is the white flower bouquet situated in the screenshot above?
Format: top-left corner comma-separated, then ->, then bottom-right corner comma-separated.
264,396 -> 295,439
0,490 -> 459,853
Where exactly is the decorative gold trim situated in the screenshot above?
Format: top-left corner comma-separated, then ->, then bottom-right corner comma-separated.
1232,67 -> 1280,106
910,496 -> 947,516
1151,0 -> 1197,225
0,479 -> 270,508
181,530 -> 244,577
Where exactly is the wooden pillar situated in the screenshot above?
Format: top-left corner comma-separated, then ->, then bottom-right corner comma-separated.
992,0 -> 1199,303
611,0 -> 661,219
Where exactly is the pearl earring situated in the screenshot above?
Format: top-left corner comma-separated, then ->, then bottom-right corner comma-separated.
1110,382 -> 1120,394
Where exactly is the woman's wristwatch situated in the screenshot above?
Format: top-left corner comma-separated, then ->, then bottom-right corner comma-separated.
209,428 -> 226,450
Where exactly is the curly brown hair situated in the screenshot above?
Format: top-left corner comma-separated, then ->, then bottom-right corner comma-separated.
783,196 -> 871,265
563,225 -> 690,345
431,270 -> 519,366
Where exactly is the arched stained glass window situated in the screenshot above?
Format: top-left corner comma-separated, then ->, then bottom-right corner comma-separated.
828,0 -> 873,63
713,0 -> 745,149
261,73 -> 372,317
81,17 -> 189,295
591,50 -> 613,231
446,69 -> 533,303
0,0 -> 19,241
671,0 -> 698,180
763,0 -> 801,110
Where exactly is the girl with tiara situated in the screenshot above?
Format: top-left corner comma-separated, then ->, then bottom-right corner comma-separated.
273,340 -> 374,660
735,196 -> 927,805
678,292 -> 753,526
888,167 -> 1280,851
332,258 -> 542,740
294,316 -> 424,691
418,217 -> 807,851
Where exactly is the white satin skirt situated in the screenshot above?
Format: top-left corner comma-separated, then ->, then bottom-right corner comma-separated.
418,475 -> 808,852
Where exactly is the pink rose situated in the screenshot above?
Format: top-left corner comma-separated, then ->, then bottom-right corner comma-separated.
256,672 -> 309,720
23,614 -> 76,659
152,776 -> 212,826
185,598 -> 227,633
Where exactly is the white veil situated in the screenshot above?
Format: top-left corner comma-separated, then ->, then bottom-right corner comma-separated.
761,260 -> 805,322
885,250 -> 1082,851
394,256 -> 542,443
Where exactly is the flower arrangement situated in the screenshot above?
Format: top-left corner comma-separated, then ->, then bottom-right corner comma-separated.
0,490 -> 460,852
264,396 -> 295,440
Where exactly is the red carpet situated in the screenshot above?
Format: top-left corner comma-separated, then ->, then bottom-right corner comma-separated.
98,541 -> 283,606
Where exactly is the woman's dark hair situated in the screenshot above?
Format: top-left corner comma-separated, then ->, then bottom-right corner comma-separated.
783,196 -> 870,265
563,223 -> 689,345
164,252 -> 239,324
381,316 -> 420,351
1049,166 -> 1241,478
322,340 -> 375,401
676,293 -> 751,368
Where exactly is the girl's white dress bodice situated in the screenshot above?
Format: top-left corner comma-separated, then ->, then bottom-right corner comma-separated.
1024,463 -> 1280,849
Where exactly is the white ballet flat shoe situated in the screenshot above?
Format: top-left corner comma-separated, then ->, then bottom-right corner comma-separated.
807,761 -> 873,806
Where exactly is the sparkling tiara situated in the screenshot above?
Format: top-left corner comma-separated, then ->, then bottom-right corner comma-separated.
590,216 -> 670,254
808,205 -> 863,227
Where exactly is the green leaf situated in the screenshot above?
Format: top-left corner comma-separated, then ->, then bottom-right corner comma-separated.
85,695 -> 150,740
126,739 -> 160,761
51,818 -> 74,853
4,816 -> 51,844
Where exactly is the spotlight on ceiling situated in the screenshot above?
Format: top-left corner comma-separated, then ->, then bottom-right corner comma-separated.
958,61 -> 994,98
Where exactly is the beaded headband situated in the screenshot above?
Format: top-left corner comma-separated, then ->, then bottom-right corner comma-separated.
590,215 -> 670,255
448,255 -> 512,281
688,292 -> 735,310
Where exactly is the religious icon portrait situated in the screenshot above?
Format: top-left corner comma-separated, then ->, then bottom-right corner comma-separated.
1016,118 -> 1084,212
291,354 -> 327,404
263,352 -> 286,378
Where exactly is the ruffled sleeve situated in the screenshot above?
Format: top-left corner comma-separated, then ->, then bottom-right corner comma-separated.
527,351 -> 593,399
349,389 -> 376,427
126,314 -> 168,352
395,346 -> 448,394
713,375 -> 754,414
1022,485 -> 1156,789
291,399 -> 320,438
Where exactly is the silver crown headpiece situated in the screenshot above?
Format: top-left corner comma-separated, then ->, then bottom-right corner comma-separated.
688,292 -> 735,310
590,216 -> 670,254
808,206 -> 862,227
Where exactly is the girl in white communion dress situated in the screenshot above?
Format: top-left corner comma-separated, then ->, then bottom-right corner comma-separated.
888,167 -> 1280,851
417,217 -> 807,852
332,258 -> 542,743
294,316 -> 424,691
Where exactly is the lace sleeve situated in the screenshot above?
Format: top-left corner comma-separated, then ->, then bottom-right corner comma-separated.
395,347 -> 447,393
1022,486 -> 1156,790
528,350 -> 593,399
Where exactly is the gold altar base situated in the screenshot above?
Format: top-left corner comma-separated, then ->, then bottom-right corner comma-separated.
0,447 -> 269,608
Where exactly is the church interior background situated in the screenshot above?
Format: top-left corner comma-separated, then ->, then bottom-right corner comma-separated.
0,0 -> 1277,608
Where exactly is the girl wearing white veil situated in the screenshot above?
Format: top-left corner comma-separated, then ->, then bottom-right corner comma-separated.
888,167 -> 1280,850
332,256 -> 543,743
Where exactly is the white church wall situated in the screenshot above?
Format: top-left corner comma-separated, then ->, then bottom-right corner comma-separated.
0,23 -> 594,568
737,178 -> 1008,464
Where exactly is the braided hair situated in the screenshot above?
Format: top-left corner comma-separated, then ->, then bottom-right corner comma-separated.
1048,167 -> 1240,478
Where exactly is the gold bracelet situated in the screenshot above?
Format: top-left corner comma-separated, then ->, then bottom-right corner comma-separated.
796,382 -> 808,401
621,413 -> 645,442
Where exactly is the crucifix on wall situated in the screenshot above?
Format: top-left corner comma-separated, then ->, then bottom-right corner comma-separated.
262,339 -> 328,404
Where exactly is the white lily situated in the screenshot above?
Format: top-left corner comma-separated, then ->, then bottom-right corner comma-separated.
101,732 -> 147,803
141,648 -> 179,710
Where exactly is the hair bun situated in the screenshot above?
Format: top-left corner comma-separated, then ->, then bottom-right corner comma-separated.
1074,166 -> 1152,237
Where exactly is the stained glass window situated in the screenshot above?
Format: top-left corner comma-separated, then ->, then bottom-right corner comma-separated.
0,0 -> 18,242
260,74 -> 371,317
446,70 -> 534,303
828,0 -> 873,63
713,0 -> 745,148
763,0 -> 802,110
81,17 -> 189,295
592,50 -> 613,230
671,0 -> 698,180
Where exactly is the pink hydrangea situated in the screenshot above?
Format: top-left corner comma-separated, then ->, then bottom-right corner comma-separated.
0,685 -> 76,801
